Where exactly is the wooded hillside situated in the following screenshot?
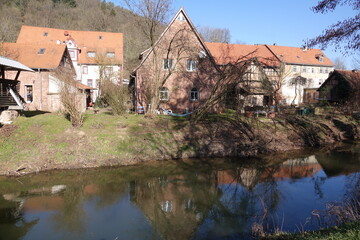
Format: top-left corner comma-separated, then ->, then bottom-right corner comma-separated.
0,0 -> 157,72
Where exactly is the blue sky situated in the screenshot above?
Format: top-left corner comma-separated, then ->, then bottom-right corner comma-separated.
112,0 -> 357,67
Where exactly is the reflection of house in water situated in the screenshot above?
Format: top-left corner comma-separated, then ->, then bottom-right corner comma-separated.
130,174 -> 218,240
217,155 -> 322,190
217,168 -> 262,190
263,155 -> 322,181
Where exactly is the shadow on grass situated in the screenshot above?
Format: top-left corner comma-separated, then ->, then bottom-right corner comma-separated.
21,111 -> 50,118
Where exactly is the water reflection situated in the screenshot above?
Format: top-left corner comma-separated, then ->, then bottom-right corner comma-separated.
0,145 -> 359,239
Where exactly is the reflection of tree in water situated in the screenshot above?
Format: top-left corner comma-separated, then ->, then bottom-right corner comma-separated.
51,186 -> 87,234
207,164 -> 283,237
85,182 -> 128,210
130,170 -> 219,240
0,197 -> 38,240
51,181 -> 128,234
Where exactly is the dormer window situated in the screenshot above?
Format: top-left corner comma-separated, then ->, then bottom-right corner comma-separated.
43,32 -> 48,37
106,52 -> 115,58
99,36 -> 103,40
87,51 -> 96,58
176,12 -> 186,21
38,48 -> 46,54
316,54 -> 324,62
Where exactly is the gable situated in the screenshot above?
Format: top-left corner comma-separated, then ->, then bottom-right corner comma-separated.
135,8 -> 217,72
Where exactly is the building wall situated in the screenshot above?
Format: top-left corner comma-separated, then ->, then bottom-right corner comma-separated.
135,15 -> 219,113
281,64 -> 333,105
7,70 -> 87,112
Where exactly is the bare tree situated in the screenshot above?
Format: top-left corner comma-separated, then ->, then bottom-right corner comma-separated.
308,0 -> 360,53
289,75 -> 308,106
334,57 -> 347,70
54,68 -> 84,128
123,0 -> 173,46
198,26 -> 231,43
260,62 -> 292,110
96,53 -> 130,115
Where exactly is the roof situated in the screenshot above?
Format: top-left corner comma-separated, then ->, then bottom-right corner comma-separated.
76,81 -> 96,90
0,56 -> 34,72
319,69 -> 360,91
134,8 -> 218,73
206,42 -> 279,66
2,42 -> 67,69
265,45 -> 334,66
17,25 -> 123,65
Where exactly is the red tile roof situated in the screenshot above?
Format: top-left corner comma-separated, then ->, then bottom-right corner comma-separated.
16,25 -> 123,65
206,42 -> 279,66
2,42 -> 67,69
265,45 -> 334,66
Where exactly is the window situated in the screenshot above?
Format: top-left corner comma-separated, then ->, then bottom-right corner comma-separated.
69,50 -> 75,59
163,59 -> 173,70
83,66 -> 88,74
292,65 -> 297,72
25,85 -> 33,103
319,67 -> 323,73
186,59 -> 197,72
319,56 -> 324,62
99,36 -> 102,40
312,68 -> 315,73
302,66 -> 307,73
106,52 -> 115,58
87,51 -> 96,58
43,32 -> 48,37
87,79 -> 93,87
38,48 -> 46,54
325,68 -> 329,73
176,12 -> 186,21
160,87 -> 169,101
105,67 -> 113,76
160,201 -> 173,213
190,88 -> 199,101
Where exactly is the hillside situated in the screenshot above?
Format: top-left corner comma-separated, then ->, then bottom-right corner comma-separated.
0,0 -> 161,72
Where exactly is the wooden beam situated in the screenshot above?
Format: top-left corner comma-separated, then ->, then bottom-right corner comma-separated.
0,66 -> 5,80
14,70 -> 21,81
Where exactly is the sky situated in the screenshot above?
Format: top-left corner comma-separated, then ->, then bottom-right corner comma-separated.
112,0 -> 358,68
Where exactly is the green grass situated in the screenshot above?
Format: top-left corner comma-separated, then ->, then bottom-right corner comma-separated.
264,221 -> 360,240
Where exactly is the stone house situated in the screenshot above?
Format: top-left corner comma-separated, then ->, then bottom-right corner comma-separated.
2,42 -> 93,112
131,8 -> 219,114
16,25 -> 124,102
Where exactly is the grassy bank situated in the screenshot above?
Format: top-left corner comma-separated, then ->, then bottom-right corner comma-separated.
264,221 -> 360,240
0,110 -> 358,175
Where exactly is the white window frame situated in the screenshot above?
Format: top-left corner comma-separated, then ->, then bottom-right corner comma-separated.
163,59 -> 173,70
87,79 -> 93,88
25,85 -> 33,103
83,66 -> 88,74
186,59 -> 197,72
87,51 -> 96,58
160,87 -> 169,101
190,88 -> 199,101
106,52 -> 115,58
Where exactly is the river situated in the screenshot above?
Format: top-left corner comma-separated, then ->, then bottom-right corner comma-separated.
0,144 -> 359,239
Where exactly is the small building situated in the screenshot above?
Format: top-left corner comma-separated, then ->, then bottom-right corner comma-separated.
0,56 -> 34,110
2,42 -> 93,112
16,25 -> 124,102
318,69 -> 360,103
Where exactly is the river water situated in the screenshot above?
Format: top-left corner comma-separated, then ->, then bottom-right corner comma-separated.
0,144 -> 359,240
